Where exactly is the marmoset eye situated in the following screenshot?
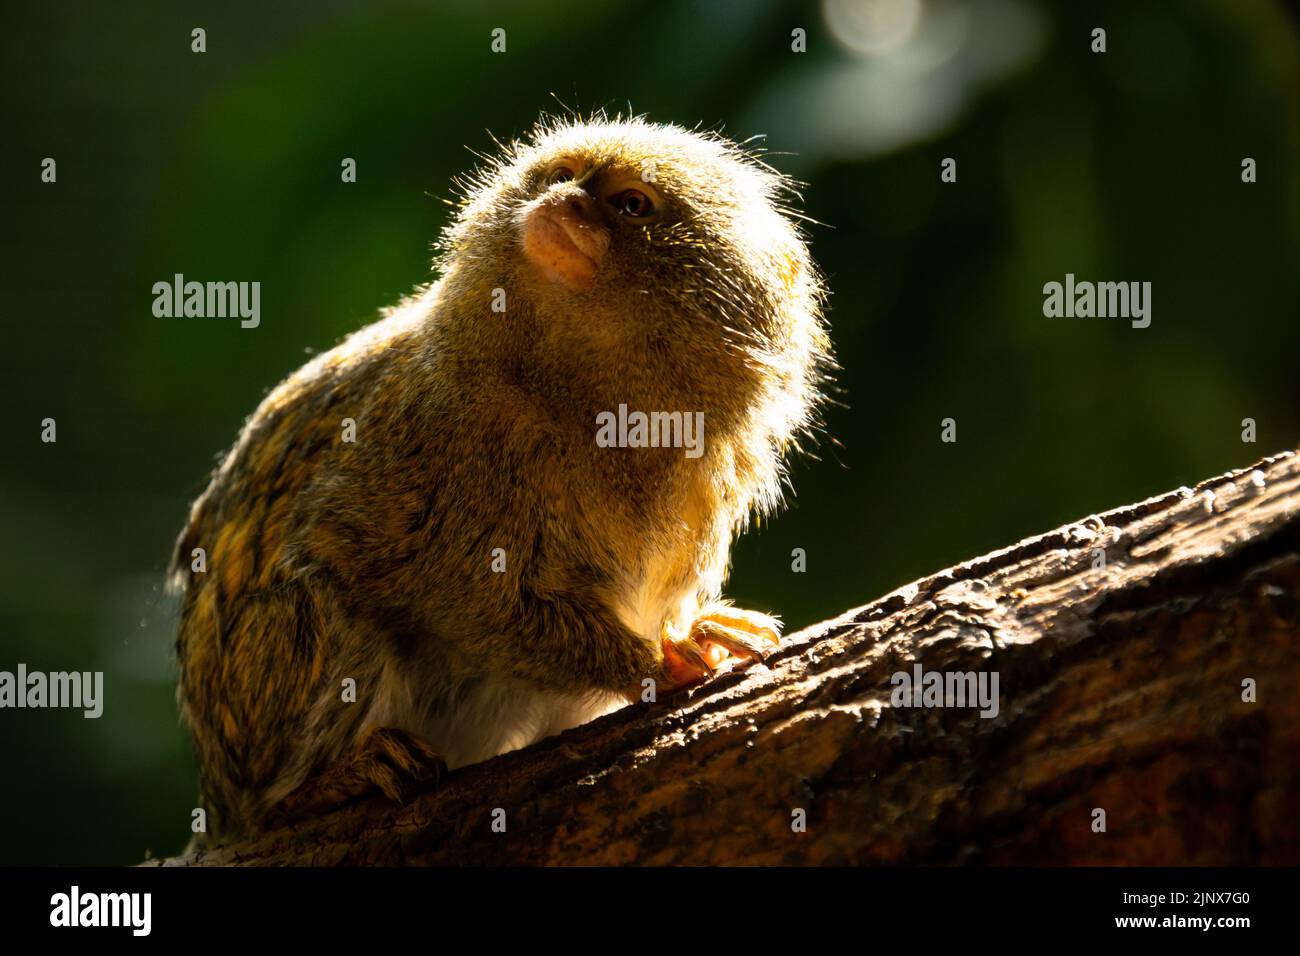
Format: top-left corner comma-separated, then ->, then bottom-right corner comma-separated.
547,165 -> 575,186
612,189 -> 654,217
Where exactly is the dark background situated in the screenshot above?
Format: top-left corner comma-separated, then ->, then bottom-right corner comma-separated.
2,0 -> 1297,865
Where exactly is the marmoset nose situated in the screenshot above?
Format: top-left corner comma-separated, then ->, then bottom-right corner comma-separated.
553,187 -> 599,224
522,187 -> 611,289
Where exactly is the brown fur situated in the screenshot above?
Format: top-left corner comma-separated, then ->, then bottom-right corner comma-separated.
171,113 -> 833,843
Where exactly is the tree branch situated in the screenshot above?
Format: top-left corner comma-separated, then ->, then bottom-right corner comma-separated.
155,449 -> 1300,866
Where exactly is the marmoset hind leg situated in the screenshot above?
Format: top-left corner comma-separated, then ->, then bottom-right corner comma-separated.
178,578 -> 443,840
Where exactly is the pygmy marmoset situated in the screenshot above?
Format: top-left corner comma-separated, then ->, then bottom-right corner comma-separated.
171,113 -> 833,843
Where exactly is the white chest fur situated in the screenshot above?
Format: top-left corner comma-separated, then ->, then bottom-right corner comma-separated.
415,675 -> 626,770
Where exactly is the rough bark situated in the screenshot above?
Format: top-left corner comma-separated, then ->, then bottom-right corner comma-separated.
156,449 -> 1300,866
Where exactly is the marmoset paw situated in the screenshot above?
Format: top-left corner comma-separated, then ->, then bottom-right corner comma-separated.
353,727 -> 446,803
266,727 -> 445,827
660,603 -> 782,691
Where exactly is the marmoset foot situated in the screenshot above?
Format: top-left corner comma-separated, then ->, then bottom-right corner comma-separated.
266,727 -> 445,827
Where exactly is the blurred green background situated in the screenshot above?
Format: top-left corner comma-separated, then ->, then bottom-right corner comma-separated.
2,0 -> 1298,865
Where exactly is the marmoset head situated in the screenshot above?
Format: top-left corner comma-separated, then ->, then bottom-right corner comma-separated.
437,113 -> 832,443
447,116 -> 821,323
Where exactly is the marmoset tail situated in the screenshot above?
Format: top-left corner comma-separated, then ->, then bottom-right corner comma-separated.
170,112 -> 833,843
